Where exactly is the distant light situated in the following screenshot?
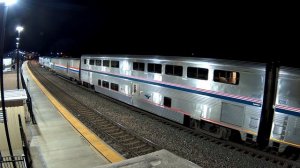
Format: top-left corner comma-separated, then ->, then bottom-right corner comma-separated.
0,0 -> 17,6
16,26 -> 24,33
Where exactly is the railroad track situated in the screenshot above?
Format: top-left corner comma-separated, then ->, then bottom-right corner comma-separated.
29,61 -> 300,168
28,61 -> 159,158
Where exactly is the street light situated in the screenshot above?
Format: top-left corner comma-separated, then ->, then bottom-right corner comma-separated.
0,0 -> 17,6
0,0 -> 18,163
16,25 -> 23,89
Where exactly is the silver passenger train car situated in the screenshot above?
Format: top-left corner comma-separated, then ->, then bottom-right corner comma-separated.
38,57 -> 52,68
50,57 -> 80,81
271,67 -> 300,151
80,55 -> 266,142
38,55 -> 300,152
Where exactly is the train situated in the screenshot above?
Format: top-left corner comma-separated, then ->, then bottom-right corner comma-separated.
38,55 -> 300,152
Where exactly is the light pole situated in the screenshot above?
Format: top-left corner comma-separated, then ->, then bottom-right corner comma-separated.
0,0 -> 17,163
16,25 -> 23,89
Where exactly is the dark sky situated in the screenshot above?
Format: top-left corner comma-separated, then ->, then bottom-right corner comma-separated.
3,1 -> 297,66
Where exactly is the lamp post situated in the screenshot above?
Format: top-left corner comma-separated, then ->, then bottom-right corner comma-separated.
16,25 -> 23,89
0,0 -> 17,162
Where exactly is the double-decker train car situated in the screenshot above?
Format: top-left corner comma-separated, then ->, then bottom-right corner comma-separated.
38,57 -> 43,65
270,67 -> 300,152
37,55 -> 300,152
38,56 -> 52,68
49,58 -> 80,81
80,55 -> 266,142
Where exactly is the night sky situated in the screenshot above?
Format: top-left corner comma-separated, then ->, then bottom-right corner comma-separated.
2,1 -> 297,66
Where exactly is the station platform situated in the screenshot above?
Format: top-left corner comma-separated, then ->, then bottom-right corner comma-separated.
19,61 -> 201,168
21,62 -> 123,168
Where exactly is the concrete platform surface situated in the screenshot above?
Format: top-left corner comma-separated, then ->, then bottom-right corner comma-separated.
22,62 -> 111,168
96,150 -> 201,168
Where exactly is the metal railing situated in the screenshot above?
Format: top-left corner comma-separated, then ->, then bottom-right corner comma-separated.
20,68 -> 36,124
0,110 -> 33,168
18,114 -> 31,168
0,155 -> 27,168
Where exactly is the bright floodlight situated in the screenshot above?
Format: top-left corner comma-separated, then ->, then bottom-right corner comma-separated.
16,26 -> 24,33
0,0 -> 17,6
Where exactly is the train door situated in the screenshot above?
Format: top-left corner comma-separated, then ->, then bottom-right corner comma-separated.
131,83 -> 139,105
89,71 -> 93,85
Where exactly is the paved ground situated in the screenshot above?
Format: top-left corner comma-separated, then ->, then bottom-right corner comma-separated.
1,71 -> 19,90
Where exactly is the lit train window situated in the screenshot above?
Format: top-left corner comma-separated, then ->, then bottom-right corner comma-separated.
84,59 -> 87,64
213,70 -> 239,85
103,60 -> 110,67
165,65 -> 183,76
187,67 -> 208,80
111,61 -> 119,68
133,62 -> 145,71
98,79 -> 101,86
96,60 -> 101,66
148,63 -> 162,74
111,83 -> 119,91
89,59 -> 95,65
102,81 -> 109,88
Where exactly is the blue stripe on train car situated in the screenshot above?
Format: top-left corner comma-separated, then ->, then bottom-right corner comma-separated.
69,69 -> 79,73
81,69 -> 262,108
275,108 -> 300,117
54,65 -> 67,70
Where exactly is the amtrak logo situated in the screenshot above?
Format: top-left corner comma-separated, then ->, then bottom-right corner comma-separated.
144,94 -> 151,99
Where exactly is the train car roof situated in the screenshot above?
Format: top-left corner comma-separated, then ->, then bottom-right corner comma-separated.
82,54 -> 266,70
279,66 -> 300,77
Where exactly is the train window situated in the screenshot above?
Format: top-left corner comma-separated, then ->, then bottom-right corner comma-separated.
89,59 -> 95,65
148,63 -> 162,74
133,62 -> 138,70
110,83 -> 119,91
96,60 -> 101,66
213,70 -> 239,85
187,67 -> 208,80
103,60 -> 110,67
139,63 -> 145,71
164,97 -> 172,107
98,79 -> 101,86
84,59 -> 87,64
111,61 -> 119,68
148,63 -> 154,72
102,81 -> 109,88
133,62 -> 145,71
165,65 -> 183,76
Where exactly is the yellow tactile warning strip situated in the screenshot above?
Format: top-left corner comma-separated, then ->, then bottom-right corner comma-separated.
26,62 -> 124,163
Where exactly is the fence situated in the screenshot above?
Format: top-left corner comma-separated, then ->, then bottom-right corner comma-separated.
20,69 -> 36,124
0,155 -> 27,168
0,115 -> 31,168
18,114 -> 31,167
